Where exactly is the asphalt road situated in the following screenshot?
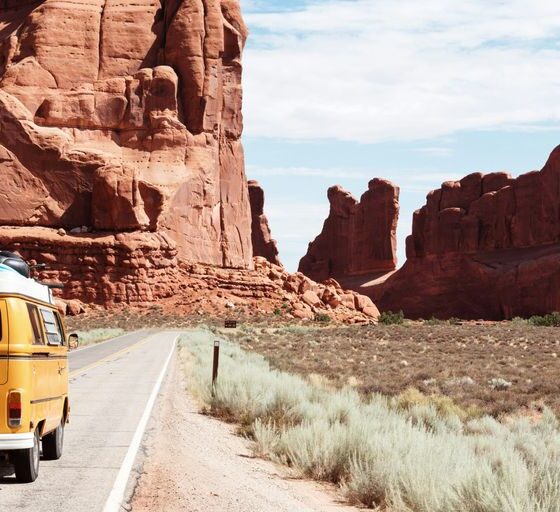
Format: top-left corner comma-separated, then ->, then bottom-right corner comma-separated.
0,330 -> 179,511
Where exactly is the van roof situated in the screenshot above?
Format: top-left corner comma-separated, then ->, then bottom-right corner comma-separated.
0,264 -> 54,305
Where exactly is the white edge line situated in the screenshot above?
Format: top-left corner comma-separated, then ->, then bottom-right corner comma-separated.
72,330 -> 148,353
102,333 -> 179,512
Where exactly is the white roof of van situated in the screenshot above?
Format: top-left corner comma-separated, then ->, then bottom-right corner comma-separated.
0,264 -> 54,305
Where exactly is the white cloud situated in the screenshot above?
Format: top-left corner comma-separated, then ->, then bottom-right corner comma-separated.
242,0 -> 560,143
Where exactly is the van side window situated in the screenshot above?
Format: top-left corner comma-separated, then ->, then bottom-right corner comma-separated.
27,304 -> 45,345
54,311 -> 66,346
40,308 -> 63,345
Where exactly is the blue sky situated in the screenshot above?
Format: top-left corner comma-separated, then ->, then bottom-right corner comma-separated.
239,0 -> 560,272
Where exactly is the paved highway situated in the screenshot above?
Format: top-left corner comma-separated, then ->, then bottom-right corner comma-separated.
0,330 -> 179,511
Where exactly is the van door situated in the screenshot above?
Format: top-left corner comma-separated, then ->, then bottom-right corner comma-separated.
0,300 -> 8,385
38,307 -> 65,430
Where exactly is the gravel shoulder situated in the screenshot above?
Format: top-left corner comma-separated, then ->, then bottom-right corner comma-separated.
127,353 -> 360,512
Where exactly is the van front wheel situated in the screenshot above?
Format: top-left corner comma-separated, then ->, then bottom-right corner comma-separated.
42,421 -> 64,460
11,428 -> 40,483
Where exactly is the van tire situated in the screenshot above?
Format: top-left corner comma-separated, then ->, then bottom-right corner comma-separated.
42,421 -> 64,460
11,428 -> 40,483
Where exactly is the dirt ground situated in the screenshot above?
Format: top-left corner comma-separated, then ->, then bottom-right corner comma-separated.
222,322 -> 560,417
68,310 -> 560,418
127,350 -> 359,512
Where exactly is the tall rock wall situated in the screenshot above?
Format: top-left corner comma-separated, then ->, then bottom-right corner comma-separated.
0,0 -> 252,293
299,179 -> 399,283
248,180 -> 281,266
374,146 -> 560,319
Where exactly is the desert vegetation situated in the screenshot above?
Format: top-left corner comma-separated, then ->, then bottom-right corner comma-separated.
182,331 -> 560,511
221,321 -> 560,417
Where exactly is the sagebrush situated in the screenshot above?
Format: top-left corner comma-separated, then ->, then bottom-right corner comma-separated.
181,330 -> 560,511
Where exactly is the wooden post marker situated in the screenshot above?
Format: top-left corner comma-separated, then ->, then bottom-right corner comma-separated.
211,340 -> 220,397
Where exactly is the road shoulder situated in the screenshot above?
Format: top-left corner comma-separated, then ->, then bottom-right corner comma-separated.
127,352 -> 359,512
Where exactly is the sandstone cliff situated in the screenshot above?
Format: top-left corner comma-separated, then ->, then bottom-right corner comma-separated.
248,180 -> 281,266
0,1 -> 382,323
373,146 -> 560,319
0,0 -> 251,279
299,179 -> 399,282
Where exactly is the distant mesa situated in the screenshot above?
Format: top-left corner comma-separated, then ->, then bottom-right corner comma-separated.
373,145 -> 560,320
299,146 -> 560,320
298,178 -> 400,283
248,180 -> 281,266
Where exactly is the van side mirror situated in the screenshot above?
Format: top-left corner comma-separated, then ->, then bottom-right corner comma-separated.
68,333 -> 79,350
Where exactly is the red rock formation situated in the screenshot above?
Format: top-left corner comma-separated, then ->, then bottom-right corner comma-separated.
248,180 -> 281,266
0,2 -> 385,322
299,179 -> 399,282
0,227 -> 180,306
0,226 -> 379,322
0,0 -> 252,279
373,146 -> 560,319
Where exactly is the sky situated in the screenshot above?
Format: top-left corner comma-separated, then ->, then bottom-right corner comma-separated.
239,0 -> 560,272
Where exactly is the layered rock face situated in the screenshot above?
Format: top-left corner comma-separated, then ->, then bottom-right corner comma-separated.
375,146 -> 560,319
299,179 -> 399,283
0,227 -> 180,306
248,180 -> 281,266
0,0 -> 252,293
2,223 -> 379,322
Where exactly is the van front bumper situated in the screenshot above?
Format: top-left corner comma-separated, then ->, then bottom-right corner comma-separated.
0,432 -> 34,450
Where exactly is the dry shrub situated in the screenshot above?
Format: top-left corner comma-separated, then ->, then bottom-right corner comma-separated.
181,330 -> 560,511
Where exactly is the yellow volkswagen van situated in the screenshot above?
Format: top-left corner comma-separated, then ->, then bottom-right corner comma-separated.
0,252 -> 76,483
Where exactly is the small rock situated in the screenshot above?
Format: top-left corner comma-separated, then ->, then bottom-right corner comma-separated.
57,228 -> 66,237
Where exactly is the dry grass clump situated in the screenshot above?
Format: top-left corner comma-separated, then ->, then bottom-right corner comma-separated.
181,331 -> 560,511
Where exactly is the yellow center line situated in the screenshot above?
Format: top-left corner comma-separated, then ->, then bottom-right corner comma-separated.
69,335 -> 156,378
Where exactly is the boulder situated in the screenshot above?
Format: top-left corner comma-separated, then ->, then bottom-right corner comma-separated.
66,300 -> 84,317
302,290 -> 322,308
